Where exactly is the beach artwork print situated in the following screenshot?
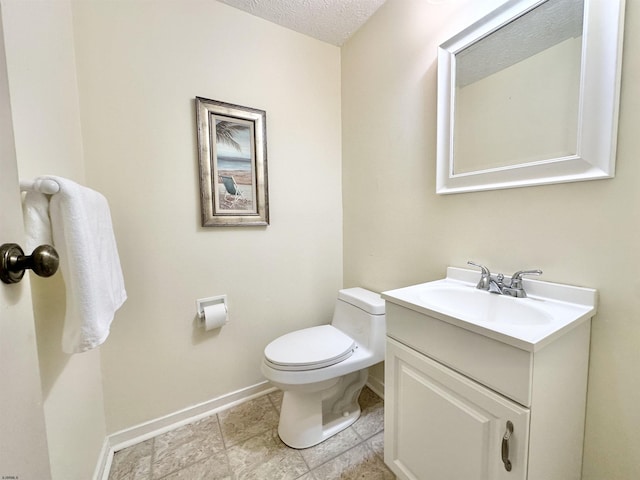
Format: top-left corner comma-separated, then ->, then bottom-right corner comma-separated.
213,115 -> 256,213
196,97 -> 269,227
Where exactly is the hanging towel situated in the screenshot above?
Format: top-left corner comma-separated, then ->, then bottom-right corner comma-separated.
23,176 -> 127,353
23,190 -> 53,252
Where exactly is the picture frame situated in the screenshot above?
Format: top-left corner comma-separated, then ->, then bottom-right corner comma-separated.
195,97 -> 269,226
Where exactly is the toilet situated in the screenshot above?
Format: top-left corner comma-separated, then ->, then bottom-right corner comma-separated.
261,287 -> 386,449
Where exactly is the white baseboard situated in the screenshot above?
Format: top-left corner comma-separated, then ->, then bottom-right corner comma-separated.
93,437 -> 112,480
93,381 -> 275,480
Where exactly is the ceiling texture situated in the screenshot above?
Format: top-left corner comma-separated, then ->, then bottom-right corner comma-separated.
217,0 -> 387,46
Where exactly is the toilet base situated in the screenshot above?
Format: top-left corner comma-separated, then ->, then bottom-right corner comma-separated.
277,370 -> 368,449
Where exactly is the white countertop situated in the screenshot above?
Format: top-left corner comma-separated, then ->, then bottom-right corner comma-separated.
382,267 -> 598,352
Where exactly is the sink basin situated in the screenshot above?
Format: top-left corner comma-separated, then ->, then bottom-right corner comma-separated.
382,267 -> 598,351
418,284 -> 552,325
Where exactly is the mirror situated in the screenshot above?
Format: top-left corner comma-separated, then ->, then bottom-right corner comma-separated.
436,0 -> 625,194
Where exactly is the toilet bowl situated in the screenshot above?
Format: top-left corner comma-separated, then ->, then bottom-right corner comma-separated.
261,287 -> 386,449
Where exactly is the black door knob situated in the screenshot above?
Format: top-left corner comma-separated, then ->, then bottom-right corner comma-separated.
0,243 -> 60,284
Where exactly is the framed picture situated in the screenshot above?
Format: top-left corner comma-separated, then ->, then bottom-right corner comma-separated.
196,97 -> 269,226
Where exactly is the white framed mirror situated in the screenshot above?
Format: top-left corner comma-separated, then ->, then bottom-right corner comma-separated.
436,0 -> 625,194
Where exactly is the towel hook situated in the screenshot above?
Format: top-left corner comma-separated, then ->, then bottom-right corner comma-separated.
0,243 -> 59,284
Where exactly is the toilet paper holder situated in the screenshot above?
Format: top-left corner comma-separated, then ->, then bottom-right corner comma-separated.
196,295 -> 228,321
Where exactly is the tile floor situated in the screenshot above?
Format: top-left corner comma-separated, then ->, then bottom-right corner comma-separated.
108,386 -> 396,480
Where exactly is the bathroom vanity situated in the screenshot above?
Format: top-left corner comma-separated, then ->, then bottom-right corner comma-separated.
382,267 -> 597,480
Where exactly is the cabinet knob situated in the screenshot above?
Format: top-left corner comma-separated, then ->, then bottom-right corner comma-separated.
0,243 -> 59,284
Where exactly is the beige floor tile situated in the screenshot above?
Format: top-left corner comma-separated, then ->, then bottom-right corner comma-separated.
267,389 -> 284,412
108,386 -> 388,480
159,451 -> 231,480
152,415 -> 225,479
352,387 -> 384,440
227,428 -> 309,480
311,443 -> 395,480
218,395 -> 280,447
295,473 -> 317,480
367,431 -> 385,459
108,438 -> 153,480
298,427 -> 362,469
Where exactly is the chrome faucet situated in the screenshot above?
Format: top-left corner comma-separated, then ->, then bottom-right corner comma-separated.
502,269 -> 543,297
467,261 -> 542,298
467,261 -> 492,290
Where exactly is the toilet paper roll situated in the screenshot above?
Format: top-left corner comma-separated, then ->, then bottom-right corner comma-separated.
203,303 -> 228,331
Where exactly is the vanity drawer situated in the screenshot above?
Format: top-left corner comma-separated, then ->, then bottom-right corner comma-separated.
386,303 -> 533,406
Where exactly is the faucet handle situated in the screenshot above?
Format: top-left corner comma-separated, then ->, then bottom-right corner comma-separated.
467,261 -> 490,274
467,261 -> 491,290
510,269 -> 542,288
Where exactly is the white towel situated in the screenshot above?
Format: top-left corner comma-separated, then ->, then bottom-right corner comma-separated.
23,190 -> 53,252
23,176 -> 127,353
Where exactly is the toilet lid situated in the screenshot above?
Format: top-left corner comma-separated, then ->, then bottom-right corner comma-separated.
264,325 -> 356,371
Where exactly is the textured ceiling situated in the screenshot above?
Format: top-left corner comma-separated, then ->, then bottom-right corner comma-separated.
217,0 -> 386,46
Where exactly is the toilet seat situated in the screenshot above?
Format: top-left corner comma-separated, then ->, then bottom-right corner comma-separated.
264,325 -> 356,371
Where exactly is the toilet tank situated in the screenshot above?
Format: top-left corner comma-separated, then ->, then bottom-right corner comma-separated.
331,288 -> 386,358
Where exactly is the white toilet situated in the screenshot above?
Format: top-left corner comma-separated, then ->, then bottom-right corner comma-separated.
261,287 -> 386,449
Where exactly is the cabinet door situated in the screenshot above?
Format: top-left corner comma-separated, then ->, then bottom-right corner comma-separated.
385,338 -> 529,480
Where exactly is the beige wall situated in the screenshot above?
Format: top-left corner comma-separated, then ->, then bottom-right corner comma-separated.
71,0 -> 343,432
342,0 -> 640,479
2,1 -> 106,479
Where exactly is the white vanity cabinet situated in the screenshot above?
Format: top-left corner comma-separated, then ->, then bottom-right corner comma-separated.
382,281 -> 594,480
386,336 -> 530,480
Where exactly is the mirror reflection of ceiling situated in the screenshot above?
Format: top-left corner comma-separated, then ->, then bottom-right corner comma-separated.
216,0 -> 386,46
456,0 -> 584,87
